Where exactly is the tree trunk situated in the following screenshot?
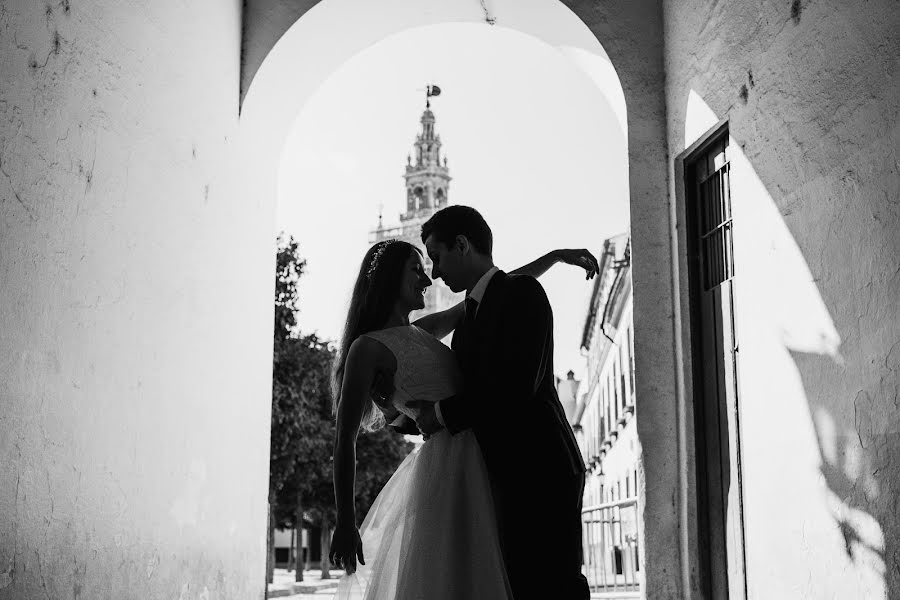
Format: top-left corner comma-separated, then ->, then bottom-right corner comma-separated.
266,500 -> 275,584
304,523 -> 311,573
320,521 -> 331,580
289,528 -> 295,572
295,494 -> 304,582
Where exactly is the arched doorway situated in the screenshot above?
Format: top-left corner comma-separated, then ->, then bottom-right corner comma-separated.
240,0 -> 682,597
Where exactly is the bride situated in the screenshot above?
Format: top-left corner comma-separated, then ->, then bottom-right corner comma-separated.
329,238 -> 596,599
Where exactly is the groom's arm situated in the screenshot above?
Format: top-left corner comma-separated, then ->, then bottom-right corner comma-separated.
437,275 -> 552,434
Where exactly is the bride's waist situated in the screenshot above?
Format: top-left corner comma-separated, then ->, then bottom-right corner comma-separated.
394,386 -> 459,406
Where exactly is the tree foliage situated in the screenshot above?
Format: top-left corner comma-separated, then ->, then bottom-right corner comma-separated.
274,233 -> 305,341
271,333 -> 334,522
353,426 -> 414,520
269,233 -> 413,539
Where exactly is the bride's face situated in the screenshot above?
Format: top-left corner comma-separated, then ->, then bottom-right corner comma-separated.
396,250 -> 432,312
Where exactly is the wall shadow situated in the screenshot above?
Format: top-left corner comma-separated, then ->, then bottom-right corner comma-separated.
681,88 -> 898,598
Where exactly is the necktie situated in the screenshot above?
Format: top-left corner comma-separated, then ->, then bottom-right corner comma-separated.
464,297 -> 478,329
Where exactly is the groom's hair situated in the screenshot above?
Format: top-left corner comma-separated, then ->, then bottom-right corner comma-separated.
421,205 -> 493,255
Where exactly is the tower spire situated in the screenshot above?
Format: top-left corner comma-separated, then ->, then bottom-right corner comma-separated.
402,85 -> 451,220
367,84 -> 463,331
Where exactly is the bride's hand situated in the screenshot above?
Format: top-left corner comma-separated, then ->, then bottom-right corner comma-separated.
553,249 -> 600,279
330,524 -> 365,574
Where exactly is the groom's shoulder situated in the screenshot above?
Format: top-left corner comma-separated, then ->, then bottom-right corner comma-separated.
505,272 -> 536,286
503,273 -> 549,302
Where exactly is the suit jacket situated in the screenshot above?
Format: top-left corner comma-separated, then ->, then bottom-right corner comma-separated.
441,270 -> 585,482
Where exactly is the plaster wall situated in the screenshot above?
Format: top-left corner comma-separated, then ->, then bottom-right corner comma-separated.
561,3 -> 684,597
664,0 -> 900,597
0,0 -> 686,597
0,2 -> 273,598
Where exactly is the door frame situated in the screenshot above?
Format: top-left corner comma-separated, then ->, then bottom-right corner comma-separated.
673,119 -> 749,600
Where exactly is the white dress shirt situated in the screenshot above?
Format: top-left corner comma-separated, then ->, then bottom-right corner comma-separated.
434,266 -> 499,426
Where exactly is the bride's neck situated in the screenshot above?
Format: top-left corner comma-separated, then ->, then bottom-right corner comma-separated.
382,305 -> 411,329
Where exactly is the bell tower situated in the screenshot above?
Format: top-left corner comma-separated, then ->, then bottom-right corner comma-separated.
370,85 -> 463,326
403,92 -> 452,220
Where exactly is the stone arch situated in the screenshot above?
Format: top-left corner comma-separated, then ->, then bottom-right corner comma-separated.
239,1 -> 680,597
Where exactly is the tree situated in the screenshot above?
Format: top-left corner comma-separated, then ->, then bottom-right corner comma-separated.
268,233 -> 413,583
268,234 -> 311,583
272,333 -> 335,580
274,233 -> 305,342
354,426 -> 414,519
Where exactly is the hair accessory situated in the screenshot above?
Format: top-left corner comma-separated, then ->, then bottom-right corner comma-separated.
366,239 -> 400,280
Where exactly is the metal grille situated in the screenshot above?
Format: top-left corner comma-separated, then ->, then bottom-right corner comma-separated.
699,161 -> 734,291
582,498 -> 641,598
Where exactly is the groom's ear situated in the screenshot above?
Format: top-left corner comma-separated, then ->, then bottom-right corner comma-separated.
454,234 -> 470,255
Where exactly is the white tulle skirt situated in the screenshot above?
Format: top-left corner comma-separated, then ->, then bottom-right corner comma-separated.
334,429 -> 512,600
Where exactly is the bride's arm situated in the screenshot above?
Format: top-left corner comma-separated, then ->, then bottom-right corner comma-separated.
412,249 -> 599,338
509,248 -> 600,280
330,338 -> 378,573
412,302 -> 465,339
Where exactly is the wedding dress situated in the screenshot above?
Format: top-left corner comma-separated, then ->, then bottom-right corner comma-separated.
334,325 -> 512,600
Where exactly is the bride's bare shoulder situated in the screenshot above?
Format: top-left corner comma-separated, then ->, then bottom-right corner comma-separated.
349,334 -> 397,373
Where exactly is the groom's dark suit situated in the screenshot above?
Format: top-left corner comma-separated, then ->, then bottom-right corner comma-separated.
442,270 -> 589,600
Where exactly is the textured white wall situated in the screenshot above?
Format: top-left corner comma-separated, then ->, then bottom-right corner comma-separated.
0,2 -> 273,598
561,2 -> 685,597
0,0 -> 823,597
665,0 -> 900,598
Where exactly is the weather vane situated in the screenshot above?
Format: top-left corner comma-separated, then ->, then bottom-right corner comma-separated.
425,84 -> 441,108
480,0 -> 496,25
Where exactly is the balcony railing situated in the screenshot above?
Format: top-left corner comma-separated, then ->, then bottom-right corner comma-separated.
582,498 -> 641,598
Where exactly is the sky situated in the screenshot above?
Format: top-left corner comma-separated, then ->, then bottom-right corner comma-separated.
276,22 -> 629,380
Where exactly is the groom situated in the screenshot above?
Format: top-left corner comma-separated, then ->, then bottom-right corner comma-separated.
413,205 -> 590,599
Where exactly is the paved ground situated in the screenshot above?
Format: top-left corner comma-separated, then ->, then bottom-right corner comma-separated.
268,568 -> 638,599
267,568 -> 342,599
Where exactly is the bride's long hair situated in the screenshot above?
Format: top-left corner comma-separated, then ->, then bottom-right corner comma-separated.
332,239 -> 422,431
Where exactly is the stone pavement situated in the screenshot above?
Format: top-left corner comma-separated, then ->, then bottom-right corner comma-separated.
267,568 -> 343,599
267,568 -> 634,599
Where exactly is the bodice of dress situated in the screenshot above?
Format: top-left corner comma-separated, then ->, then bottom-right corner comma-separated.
362,325 -> 463,421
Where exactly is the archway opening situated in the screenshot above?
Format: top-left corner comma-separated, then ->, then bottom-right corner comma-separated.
241,0 -> 639,593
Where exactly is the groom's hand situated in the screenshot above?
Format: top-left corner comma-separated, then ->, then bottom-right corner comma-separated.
555,248 -> 600,279
408,401 -> 443,436
387,414 -> 420,436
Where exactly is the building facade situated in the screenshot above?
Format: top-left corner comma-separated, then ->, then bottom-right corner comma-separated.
577,234 -> 637,505
369,96 -> 463,324
557,370 -> 580,425
573,234 -> 640,592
